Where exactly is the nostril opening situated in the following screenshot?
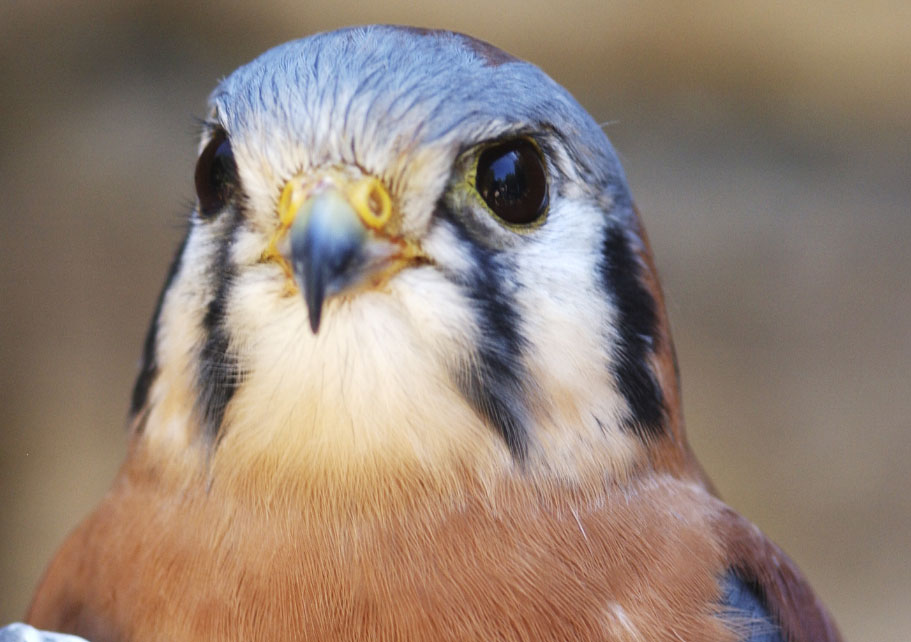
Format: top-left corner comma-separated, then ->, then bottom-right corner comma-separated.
368,187 -> 384,218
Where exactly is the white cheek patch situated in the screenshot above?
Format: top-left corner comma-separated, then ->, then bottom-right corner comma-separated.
513,199 -> 642,478
141,227 -> 221,459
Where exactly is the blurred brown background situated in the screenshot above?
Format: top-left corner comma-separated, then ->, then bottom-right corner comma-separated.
1,1 -> 909,639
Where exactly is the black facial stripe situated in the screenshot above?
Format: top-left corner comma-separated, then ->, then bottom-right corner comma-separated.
600,223 -> 665,438
130,228 -> 190,424
437,211 -> 529,458
197,216 -> 243,444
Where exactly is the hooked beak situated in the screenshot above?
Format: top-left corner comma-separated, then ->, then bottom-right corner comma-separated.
270,170 -> 399,333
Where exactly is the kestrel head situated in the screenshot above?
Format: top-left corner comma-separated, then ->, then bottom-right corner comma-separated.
131,26 -> 693,501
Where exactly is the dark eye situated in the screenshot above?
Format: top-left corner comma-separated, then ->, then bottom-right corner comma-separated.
475,139 -> 548,226
194,130 -> 237,218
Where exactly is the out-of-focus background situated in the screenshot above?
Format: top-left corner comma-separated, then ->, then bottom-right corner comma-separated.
1,1 -> 908,638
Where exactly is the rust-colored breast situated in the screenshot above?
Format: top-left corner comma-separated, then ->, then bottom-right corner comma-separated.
29,466 -> 751,642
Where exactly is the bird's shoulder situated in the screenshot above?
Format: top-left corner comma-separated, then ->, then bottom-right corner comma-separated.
716,504 -> 844,642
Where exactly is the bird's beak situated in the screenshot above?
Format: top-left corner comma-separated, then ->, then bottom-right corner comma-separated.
272,170 -> 398,333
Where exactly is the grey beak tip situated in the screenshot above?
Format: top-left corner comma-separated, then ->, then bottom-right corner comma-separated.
302,268 -> 325,334
307,304 -> 322,334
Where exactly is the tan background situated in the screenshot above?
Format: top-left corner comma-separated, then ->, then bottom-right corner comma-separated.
1,2 -> 909,639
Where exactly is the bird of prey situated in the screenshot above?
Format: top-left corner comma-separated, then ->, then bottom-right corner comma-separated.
20,25 -> 841,642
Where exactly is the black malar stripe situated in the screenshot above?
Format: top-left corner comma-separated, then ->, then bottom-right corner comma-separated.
197,218 -> 243,444
599,223 -> 666,438
438,212 -> 530,459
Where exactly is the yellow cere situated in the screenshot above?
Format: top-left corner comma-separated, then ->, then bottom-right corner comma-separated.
261,175 -> 310,279
262,171 -> 396,281
349,176 -> 393,230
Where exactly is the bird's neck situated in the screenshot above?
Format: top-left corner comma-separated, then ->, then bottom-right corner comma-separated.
133,334 -> 652,510
132,275 -> 675,507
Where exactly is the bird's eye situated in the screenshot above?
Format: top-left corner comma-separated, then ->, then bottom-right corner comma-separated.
475,139 -> 548,226
195,130 -> 238,218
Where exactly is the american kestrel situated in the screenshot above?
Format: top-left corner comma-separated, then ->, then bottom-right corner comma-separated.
14,26 -> 841,642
